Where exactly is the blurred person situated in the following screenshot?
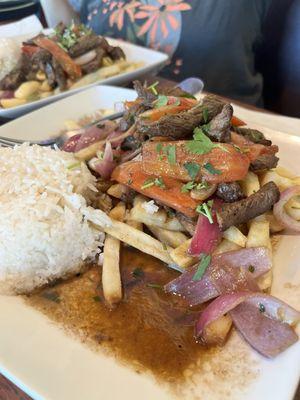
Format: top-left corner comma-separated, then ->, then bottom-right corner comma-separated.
68,0 -> 273,106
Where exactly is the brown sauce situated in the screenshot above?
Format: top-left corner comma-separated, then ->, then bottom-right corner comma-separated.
25,248 -> 257,397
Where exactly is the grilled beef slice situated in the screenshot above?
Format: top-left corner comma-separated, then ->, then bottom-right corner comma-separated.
68,35 -> 104,58
217,181 -> 280,231
176,212 -> 196,236
250,153 -> 279,171
51,57 -> 67,90
0,54 -> 31,90
233,127 -> 272,146
205,103 -> 233,142
108,46 -> 125,60
136,94 -> 225,139
216,182 -> 244,203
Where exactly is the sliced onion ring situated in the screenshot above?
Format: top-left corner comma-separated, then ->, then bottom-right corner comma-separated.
273,185 -> 300,232
73,49 -> 97,65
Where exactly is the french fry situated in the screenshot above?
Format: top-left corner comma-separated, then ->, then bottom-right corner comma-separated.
127,220 -> 143,231
240,171 -> 260,196
246,215 -> 271,250
64,119 -> 81,130
128,200 -> 183,231
14,81 -> 40,99
148,226 -> 188,248
265,211 -> 284,233
0,98 -> 27,108
107,183 -> 128,199
222,226 -> 247,247
100,219 -> 173,264
260,170 -> 297,191
202,315 -> 232,345
170,238 -> 196,269
213,239 -> 241,255
102,202 -> 126,307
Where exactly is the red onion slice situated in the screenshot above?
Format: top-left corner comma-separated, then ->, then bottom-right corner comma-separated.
188,213 -> 221,257
196,292 -> 300,357
165,247 -> 270,306
73,49 -> 97,65
93,142 -> 116,179
273,185 -> 300,232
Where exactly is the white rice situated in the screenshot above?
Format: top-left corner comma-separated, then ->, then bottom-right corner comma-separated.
0,38 -> 21,81
142,200 -> 159,215
0,144 -> 110,295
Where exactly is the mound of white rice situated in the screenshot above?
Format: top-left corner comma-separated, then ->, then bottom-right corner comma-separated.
0,144 -> 110,295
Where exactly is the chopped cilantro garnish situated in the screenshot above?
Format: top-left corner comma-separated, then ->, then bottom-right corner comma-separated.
179,93 -> 197,100
147,81 -> 159,95
183,162 -> 200,180
163,145 -> 176,165
259,303 -> 266,313
147,283 -> 163,289
173,98 -> 181,106
141,178 -> 155,189
154,95 -> 168,108
141,177 -> 165,190
203,108 -> 209,123
127,178 -> 133,185
156,142 -> 163,153
67,162 -> 81,170
192,254 -> 211,281
162,243 -> 168,250
93,295 -> 101,302
185,127 -> 215,155
203,162 -> 221,175
196,200 -> 214,223
181,181 -> 196,193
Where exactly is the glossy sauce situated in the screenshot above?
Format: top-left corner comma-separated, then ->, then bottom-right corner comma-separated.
25,248 -> 256,394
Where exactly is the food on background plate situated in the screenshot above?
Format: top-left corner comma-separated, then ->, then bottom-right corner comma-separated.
0,22 -> 142,108
1,81 -> 299,364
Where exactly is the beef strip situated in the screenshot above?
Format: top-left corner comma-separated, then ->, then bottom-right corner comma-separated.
136,94 -> 225,140
204,103 -> 233,142
108,46 -> 125,60
68,35 -> 105,58
51,57 -> 67,90
118,81 -> 156,133
44,62 -> 56,87
233,127 -> 272,146
81,47 -> 105,74
250,154 -> 279,171
216,182 -> 244,203
217,181 -> 280,231
0,54 -> 31,90
176,212 -> 196,236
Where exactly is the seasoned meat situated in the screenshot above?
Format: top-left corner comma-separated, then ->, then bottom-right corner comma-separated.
45,62 -> 56,87
216,182 -> 244,203
0,54 -> 31,90
121,135 -> 141,151
205,103 -> 233,142
68,35 -> 104,58
233,127 -> 272,146
133,80 -> 156,106
118,81 -> 156,132
81,47 -> 105,74
136,94 -> 225,139
25,49 -> 52,81
51,57 -> 67,90
108,46 -> 125,60
217,182 -> 280,231
250,154 -> 279,171
176,212 -> 196,236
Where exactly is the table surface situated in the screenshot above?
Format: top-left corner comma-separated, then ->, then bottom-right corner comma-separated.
0,76 -> 299,400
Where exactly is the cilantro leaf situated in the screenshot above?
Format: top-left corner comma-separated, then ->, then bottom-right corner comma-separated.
141,177 -> 166,190
183,162 -> 200,180
163,145 -> 176,165
179,93 -> 197,100
196,200 -> 214,224
192,254 -> 211,281
147,81 -> 159,95
203,162 -> 221,175
203,108 -> 209,123
154,95 -> 168,108
181,181 -> 196,193
156,143 -> 163,153
185,127 -> 215,155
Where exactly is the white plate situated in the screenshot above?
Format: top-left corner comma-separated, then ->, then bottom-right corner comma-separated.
0,98 -> 299,400
0,37 -> 168,118
0,85 -> 136,142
